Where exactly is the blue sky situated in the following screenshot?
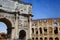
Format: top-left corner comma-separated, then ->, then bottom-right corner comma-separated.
0,0 -> 60,33
21,0 -> 60,19
0,22 -> 7,33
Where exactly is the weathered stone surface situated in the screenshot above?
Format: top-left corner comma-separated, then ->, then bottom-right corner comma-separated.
0,0 -> 32,40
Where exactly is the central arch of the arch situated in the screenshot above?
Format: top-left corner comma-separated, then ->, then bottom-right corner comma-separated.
19,30 -> 26,40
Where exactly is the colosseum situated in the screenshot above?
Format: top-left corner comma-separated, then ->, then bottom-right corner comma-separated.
31,18 -> 60,40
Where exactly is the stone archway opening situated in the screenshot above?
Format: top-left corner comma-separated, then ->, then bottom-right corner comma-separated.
54,27 -> 58,34
40,37 -> 43,40
55,37 -> 59,40
39,27 -> 42,34
44,37 -> 47,40
0,18 -> 12,39
49,37 -> 53,40
19,30 -> 26,40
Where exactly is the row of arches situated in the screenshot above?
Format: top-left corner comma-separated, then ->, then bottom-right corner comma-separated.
32,37 -> 59,40
32,27 -> 58,34
32,28 -> 42,34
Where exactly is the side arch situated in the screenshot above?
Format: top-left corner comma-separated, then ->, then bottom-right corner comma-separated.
0,18 -> 12,38
55,37 -> 59,40
49,37 -> 53,40
0,18 -> 12,27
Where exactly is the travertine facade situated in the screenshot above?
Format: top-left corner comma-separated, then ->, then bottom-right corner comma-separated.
0,0 -> 32,40
31,18 -> 60,40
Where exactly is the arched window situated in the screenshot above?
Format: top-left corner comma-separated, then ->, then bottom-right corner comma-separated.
53,19 -> 58,26
32,28 -> 34,33
36,37 -> 38,40
55,37 -> 59,40
39,27 -> 42,34
49,37 -> 53,40
36,31 -> 38,34
44,27 -> 47,34
40,37 -> 43,40
32,37 -> 34,40
54,27 -> 58,34
44,19 -> 47,23
40,20 -> 42,23
44,37 -> 47,40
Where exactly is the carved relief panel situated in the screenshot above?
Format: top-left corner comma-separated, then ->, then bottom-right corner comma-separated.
18,16 -> 29,29
18,4 -> 27,14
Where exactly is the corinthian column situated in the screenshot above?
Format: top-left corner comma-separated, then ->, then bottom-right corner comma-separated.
15,13 -> 19,39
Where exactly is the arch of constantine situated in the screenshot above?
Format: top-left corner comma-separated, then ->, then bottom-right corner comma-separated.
0,0 -> 32,40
